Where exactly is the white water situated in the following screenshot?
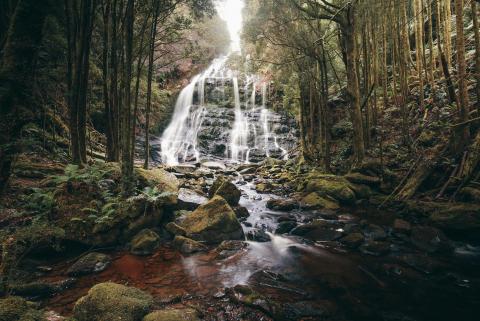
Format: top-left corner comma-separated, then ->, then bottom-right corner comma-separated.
160,58 -> 227,165
158,0 -> 290,165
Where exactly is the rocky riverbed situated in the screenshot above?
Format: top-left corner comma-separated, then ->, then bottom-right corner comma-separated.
2,159 -> 480,321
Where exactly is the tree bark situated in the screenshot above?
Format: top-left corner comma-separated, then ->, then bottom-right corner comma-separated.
455,0 -> 470,141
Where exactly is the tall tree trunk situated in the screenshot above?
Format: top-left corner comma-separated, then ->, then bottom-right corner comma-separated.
414,0 -> 425,113
343,5 -> 364,164
455,0 -> 470,141
472,0 -> 480,114
145,0 -> 161,169
121,0 -> 135,195
66,0 -> 96,165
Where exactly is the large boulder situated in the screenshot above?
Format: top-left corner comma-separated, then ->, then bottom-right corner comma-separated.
0,296 -> 44,321
73,282 -> 154,321
429,204 -> 480,237
176,188 -> 208,211
208,176 -> 241,206
304,174 -> 356,204
130,229 -> 160,256
299,192 -> 339,210
266,199 -> 297,211
291,220 -> 342,241
67,252 -> 111,276
180,196 -> 244,244
143,309 -> 200,321
135,168 -> 179,205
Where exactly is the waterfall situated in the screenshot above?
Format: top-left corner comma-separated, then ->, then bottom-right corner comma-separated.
159,56 -> 293,165
230,77 -> 250,162
160,57 -> 226,165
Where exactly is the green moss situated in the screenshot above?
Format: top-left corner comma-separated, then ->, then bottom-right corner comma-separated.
305,174 -> 356,204
300,192 -> 339,210
73,282 -> 154,321
0,296 -> 44,321
180,196 -> 244,244
143,309 -> 200,321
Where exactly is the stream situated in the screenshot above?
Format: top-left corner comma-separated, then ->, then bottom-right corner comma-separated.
37,165 -> 480,321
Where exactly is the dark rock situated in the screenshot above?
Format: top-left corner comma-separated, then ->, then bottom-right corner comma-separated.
393,219 -> 411,234
67,252 -> 111,276
360,241 -> 390,256
278,214 -> 296,223
172,236 -> 207,254
291,220 -> 343,241
165,222 -> 187,237
364,224 -> 387,241
130,229 -> 160,256
275,221 -> 298,234
208,176 -> 241,206
410,226 -> 452,253
266,198 -> 297,211
10,279 -> 76,298
340,233 -> 365,248
246,229 -> 271,242
233,206 -> 250,219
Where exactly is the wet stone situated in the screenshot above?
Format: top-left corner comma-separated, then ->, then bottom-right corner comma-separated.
67,252 -> 111,276
393,219 -> 411,235
360,241 -> 391,256
275,221 -> 298,234
266,198 -> 297,211
246,229 -> 271,242
340,233 -> 365,248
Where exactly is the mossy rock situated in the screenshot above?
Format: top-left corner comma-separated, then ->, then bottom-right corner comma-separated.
73,282 -> 154,321
165,222 -> 187,237
208,176 -> 241,207
429,204 -> 480,232
143,309 -> 200,321
172,236 -> 207,254
344,172 -> 380,188
299,192 -> 339,210
130,229 -> 160,256
0,296 -> 44,321
135,168 -> 179,205
180,196 -> 244,244
305,174 -> 356,204
67,252 -> 110,276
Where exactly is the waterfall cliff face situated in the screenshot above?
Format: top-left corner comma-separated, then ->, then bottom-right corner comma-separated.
158,56 -> 297,165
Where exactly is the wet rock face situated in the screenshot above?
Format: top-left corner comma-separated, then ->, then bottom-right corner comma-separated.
170,105 -> 298,162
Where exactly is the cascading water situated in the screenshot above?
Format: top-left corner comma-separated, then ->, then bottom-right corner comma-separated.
158,56 -> 296,165
230,77 -> 250,162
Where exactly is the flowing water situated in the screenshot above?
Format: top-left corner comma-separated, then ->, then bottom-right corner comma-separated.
158,55 -> 297,165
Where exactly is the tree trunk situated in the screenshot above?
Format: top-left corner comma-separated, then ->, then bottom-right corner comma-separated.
343,5 -> 364,164
121,0 -> 135,195
472,0 -> 480,114
455,0 -> 470,141
145,0 -> 161,169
